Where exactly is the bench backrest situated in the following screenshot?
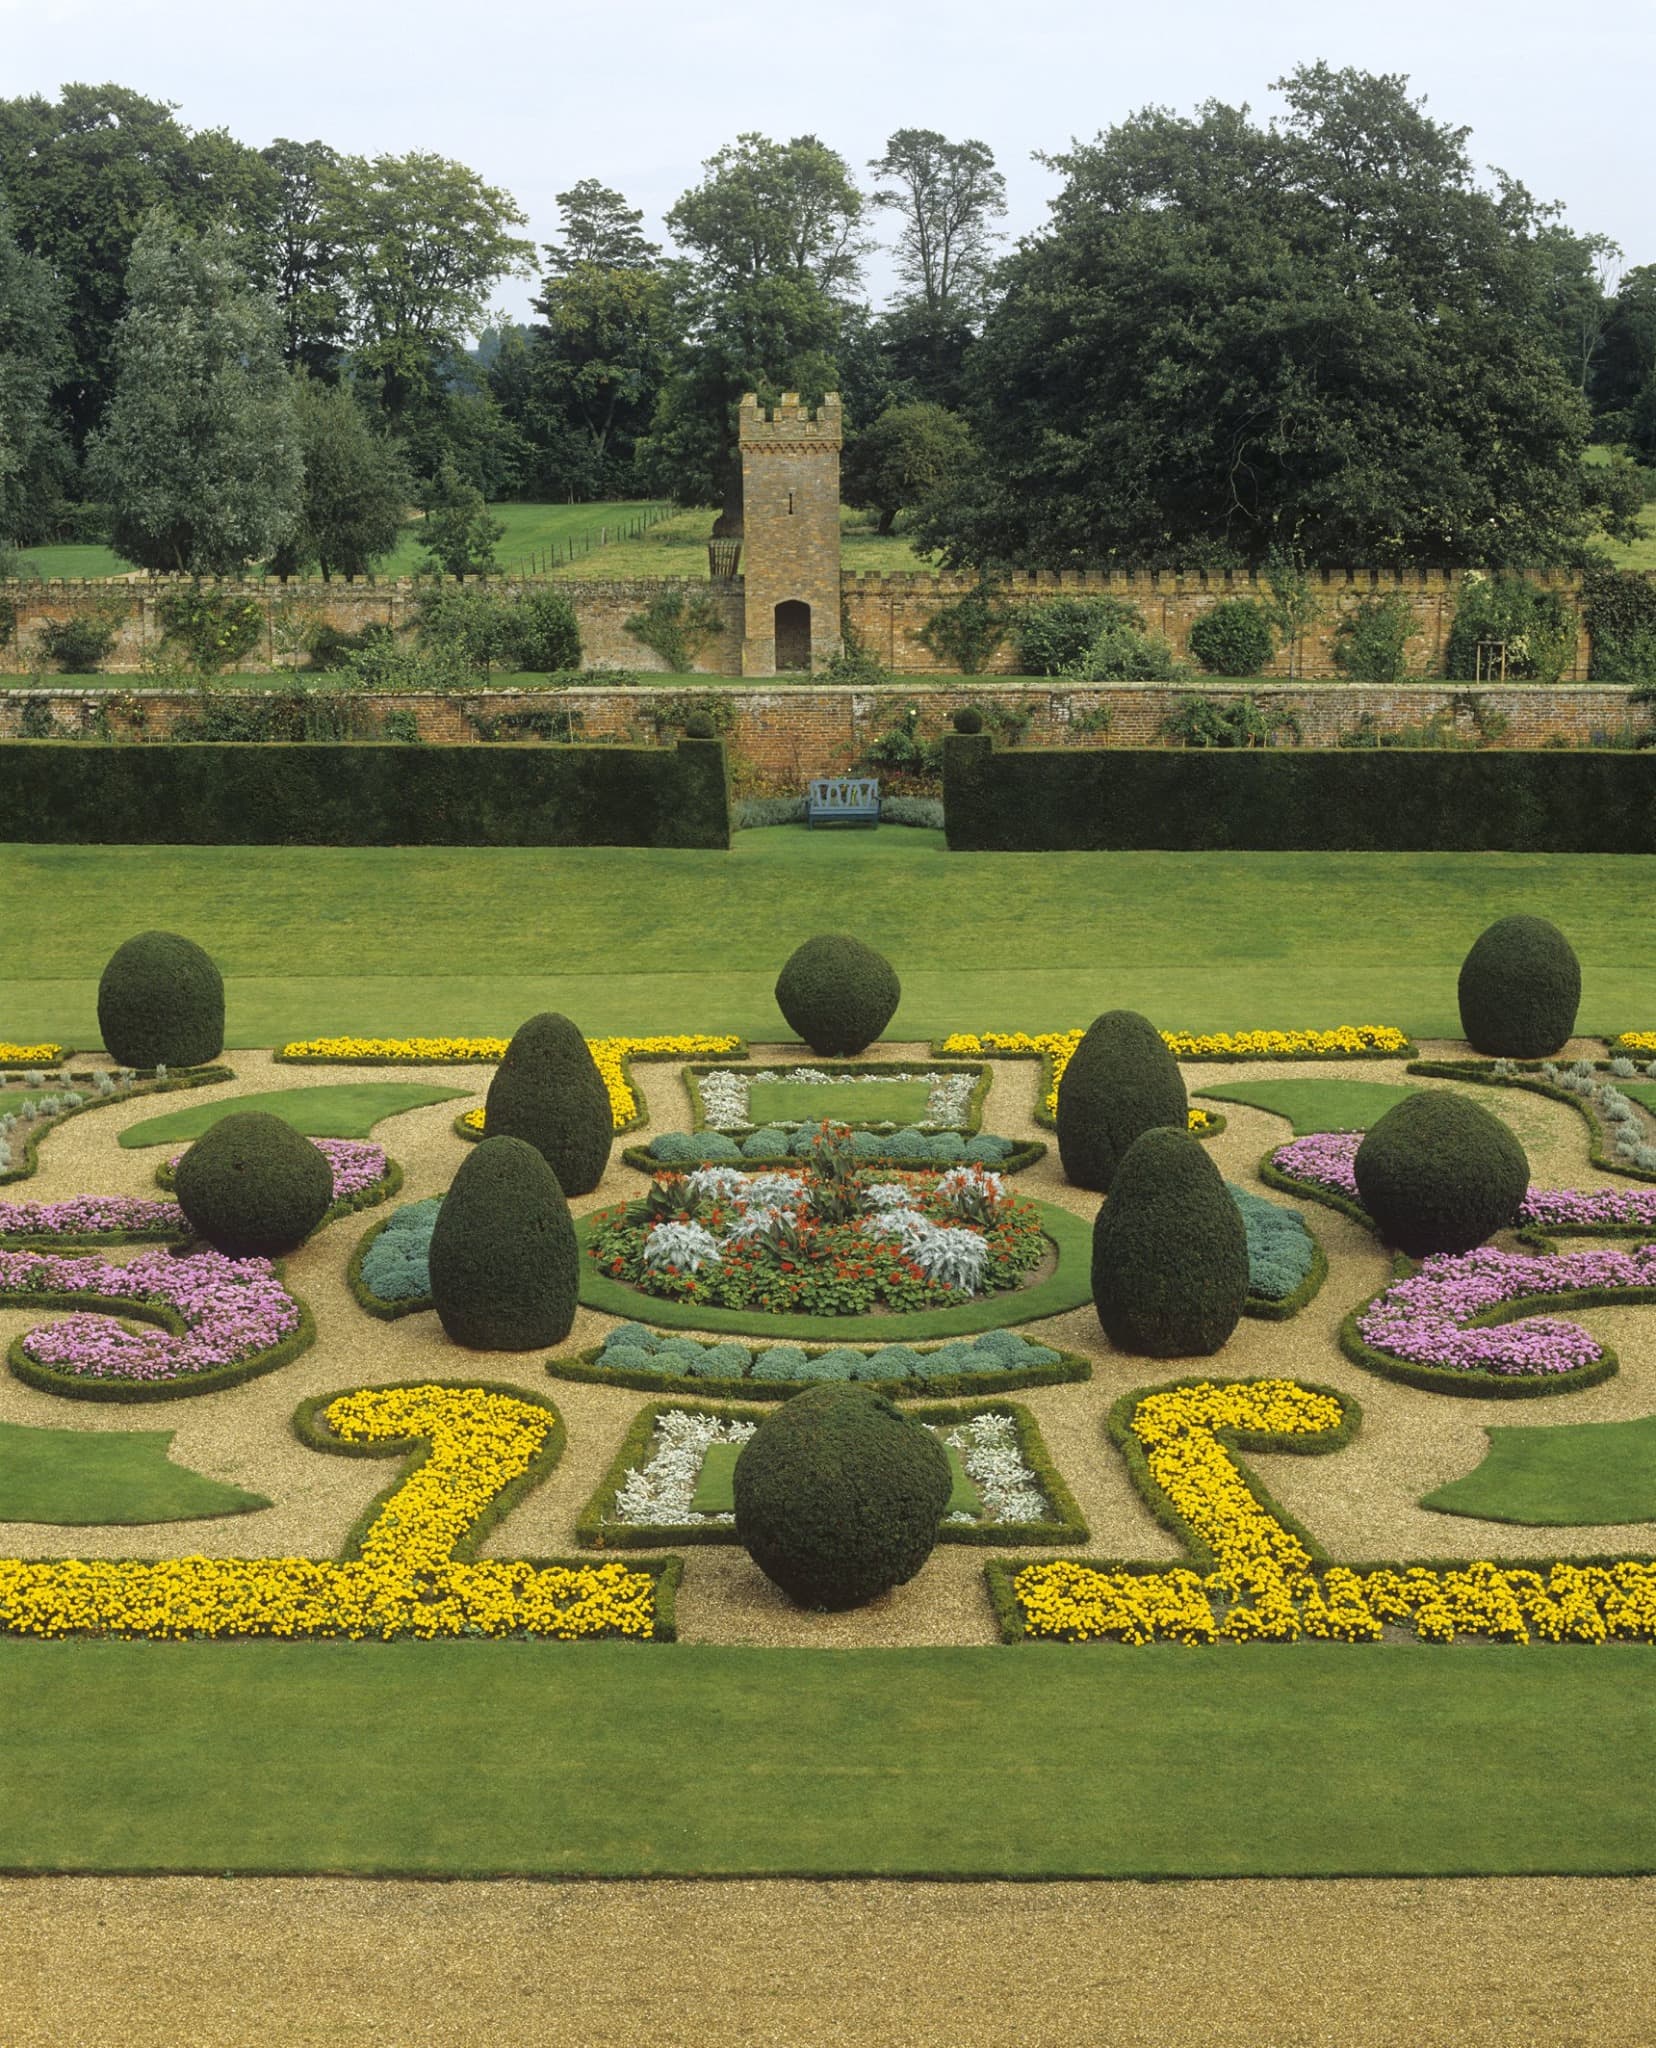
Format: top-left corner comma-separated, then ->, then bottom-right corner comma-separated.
808,777 -> 879,809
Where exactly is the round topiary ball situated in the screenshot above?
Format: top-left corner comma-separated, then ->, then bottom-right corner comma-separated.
1091,1126 -> 1248,1356
174,1110 -> 333,1257
733,1383 -> 951,1610
1354,1090 -> 1529,1257
427,1134 -> 579,1350
683,712 -> 716,739
774,935 -> 901,1056
97,931 -> 224,1070
483,1012 -> 612,1196
1056,1009 -> 1188,1193
1457,915 -> 1581,1058
951,706 -> 984,734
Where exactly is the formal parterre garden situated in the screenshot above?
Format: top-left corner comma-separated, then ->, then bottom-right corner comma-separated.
8,908 -> 1656,1874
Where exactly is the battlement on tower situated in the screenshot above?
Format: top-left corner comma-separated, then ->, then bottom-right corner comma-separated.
738,391 -> 843,451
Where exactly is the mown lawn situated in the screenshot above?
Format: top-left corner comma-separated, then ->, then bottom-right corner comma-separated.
0,1639 -> 1650,1876
3,831 -> 1652,1049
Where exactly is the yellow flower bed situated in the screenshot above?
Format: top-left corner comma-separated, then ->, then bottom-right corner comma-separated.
1010,1376 -> 1656,1647
0,1384 -> 658,1642
280,1032 -> 743,1131
941,1026 -> 1410,1121
1611,1033 -> 1656,1054
0,1044 -> 64,1065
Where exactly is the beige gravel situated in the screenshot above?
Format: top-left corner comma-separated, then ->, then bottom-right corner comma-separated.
2,1874 -> 1655,2047
1,1038 -> 1653,1650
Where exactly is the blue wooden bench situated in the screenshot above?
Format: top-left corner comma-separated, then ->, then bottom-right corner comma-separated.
807,776 -> 880,829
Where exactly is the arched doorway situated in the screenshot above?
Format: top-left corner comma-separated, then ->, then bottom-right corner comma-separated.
774,600 -> 811,672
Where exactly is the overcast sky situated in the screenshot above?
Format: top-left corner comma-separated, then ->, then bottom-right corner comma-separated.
3,0 -> 1649,324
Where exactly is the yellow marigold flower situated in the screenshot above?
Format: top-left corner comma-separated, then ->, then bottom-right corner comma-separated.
0,1383 -> 658,1643
0,1043 -> 64,1065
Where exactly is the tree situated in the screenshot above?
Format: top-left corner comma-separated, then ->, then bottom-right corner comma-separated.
842,400 -> 973,532
276,376 -> 410,580
920,66 -> 1604,570
87,214 -> 301,575
418,459 -> 503,579
323,152 -> 535,427
1594,265 -> 1656,453
0,200 -> 73,543
258,138 -> 350,381
1530,225 -> 1620,400
870,129 -> 1005,321
0,83 -> 275,444
644,134 -> 867,521
543,179 -> 660,273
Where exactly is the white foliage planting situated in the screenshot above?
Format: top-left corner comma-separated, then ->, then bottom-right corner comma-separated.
641,1220 -> 723,1272
611,1409 -> 757,1526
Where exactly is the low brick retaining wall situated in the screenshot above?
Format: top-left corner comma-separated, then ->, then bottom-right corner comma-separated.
0,680 -> 1645,780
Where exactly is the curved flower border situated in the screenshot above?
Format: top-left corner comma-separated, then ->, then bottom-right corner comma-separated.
0,1382 -> 673,1641
994,1376 -> 1656,1646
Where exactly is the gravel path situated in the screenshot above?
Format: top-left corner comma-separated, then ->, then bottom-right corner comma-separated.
2,1874 -> 1653,2046
1,1036 -> 1652,1651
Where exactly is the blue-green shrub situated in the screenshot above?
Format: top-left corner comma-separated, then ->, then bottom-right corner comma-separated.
1227,1183 -> 1317,1300
360,1197 -> 441,1300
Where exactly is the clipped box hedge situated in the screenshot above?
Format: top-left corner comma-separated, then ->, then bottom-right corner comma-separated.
942,733 -> 1656,853
0,737 -> 730,848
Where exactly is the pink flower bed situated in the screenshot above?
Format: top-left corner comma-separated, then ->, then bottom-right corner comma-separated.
1271,1133 -> 1656,1233
2,1140 -> 390,1244
2,1245 -> 304,1384
1355,1243 -> 1656,1378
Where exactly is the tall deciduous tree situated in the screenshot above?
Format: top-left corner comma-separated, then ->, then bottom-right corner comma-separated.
0,83 -> 274,443
0,201 -> 73,543
543,179 -> 660,273
870,128 -> 1005,323
921,65 -> 1603,570
275,376 -> 410,580
842,400 -> 973,532
258,138 -> 350,381
322,151 -> 535,426
644,134 -> 867,521
88,215 -> 301,575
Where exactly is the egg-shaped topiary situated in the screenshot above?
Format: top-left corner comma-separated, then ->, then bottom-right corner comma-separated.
1056,1009 -> 1188,1193
97,930 -> 224,1070
174,1111 -> 333,1257
733,1382 -> 951,1610
774,935 -> 901,1056
1457,916 -> 1581,1059
482,1012 -> 612,1196
427,1134 -> 579,1350
1354,1090 -> 1529,1257
1091,1126 -> 1248,1356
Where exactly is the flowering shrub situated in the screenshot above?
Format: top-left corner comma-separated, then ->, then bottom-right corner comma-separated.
940,1026 -> 1410,1121
587,1144 -> 1045,1317
3,1244 -> 305,1387
0,1383 -> 660,1640
0,1044 -> 64,1065
1009,1376 -> 1656,1645
0,1194 -> 184,1243
283,1034 -> 742,1131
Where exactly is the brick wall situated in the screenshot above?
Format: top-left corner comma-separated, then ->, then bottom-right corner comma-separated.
2,680 -> 1644,777
0,564 -> 1599,682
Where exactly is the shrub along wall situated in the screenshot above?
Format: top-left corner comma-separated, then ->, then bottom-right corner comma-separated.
0,737 -> 731,848
942,732 -> 1656,853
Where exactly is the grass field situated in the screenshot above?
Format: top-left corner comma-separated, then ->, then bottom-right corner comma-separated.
1,831 -> 1651,1050
8,503 -> 933,587
1,1640 -> 1651,1876
0,1422 -> 269,1526
116,1081 -> 466,1148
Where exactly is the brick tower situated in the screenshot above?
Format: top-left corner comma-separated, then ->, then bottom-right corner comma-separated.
738,391 -> 843,675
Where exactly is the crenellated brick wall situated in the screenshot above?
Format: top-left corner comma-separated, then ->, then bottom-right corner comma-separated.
2,680 -> 1645,779
0,564 -> 1601,681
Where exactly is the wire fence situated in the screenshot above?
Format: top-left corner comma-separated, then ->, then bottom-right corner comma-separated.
498,502 -> 675,581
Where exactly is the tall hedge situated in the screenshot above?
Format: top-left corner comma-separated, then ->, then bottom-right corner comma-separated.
942,734 -> 1656,853
1056,1010 -> 1188,1193
1091,1126 -> 1248,1356
1457,915 -> 1581,1057
484,1011 -> 612,1194
97,930 -> 225,1068
427,1135 -> 580,1350
0,739 -> 730,848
